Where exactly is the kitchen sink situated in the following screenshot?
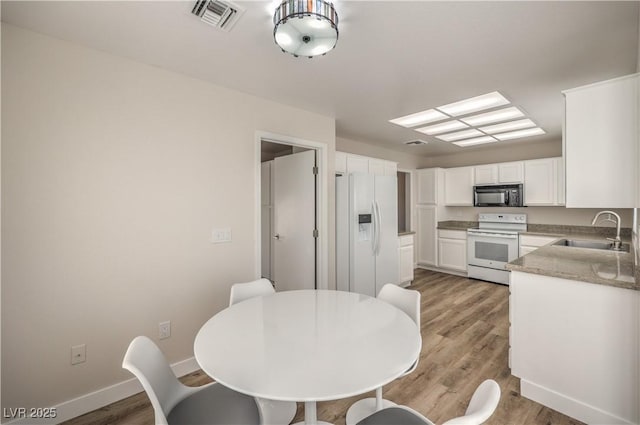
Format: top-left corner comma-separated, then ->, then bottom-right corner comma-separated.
552,239 -> 630,253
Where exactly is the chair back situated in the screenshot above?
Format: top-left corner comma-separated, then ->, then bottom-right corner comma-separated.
378,283 -> 420,328
378,283 -> 421,375
122,336 -> 183,425
229,278 -> 275,306
442,379 -> 501,425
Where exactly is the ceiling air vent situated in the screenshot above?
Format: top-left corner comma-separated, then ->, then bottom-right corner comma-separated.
192,0 -> 245,32
404,140 -> 428,146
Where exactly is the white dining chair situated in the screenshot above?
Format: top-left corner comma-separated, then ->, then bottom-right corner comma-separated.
356,379 -> 501,425
229,278 -> 298,425
229,278 -> 275,305
346,283 -> 422,425
122,336 -> 262,425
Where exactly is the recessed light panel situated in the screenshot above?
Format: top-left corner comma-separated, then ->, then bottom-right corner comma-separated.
494,127 -> 545,141
435,129 -> 483,142
436,91 -> 509,116
460,107 -> 525,126
453,136 -> 498,147
479,118 -> 536,134
389,109 -> 447,128
415,120 -> 468,135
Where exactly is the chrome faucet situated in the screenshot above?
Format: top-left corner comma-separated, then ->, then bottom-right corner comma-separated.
591,210 -> 623,251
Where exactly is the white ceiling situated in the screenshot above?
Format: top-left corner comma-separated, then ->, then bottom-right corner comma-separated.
2,1 -> 639,157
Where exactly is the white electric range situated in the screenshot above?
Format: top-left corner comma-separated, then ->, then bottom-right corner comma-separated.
466,213 -> 527,285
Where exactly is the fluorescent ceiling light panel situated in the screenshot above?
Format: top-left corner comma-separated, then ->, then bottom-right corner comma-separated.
415,120 -> 468,135
495,127 -> 546,141
453,136 -> 498,147
389,109 -> 447,128
479,118 -> 536,134
436,91 -> 510,116
435,128 -> 483,142
460,107 -> 525,126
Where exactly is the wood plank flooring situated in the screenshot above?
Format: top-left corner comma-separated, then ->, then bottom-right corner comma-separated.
62,269 -> 584,425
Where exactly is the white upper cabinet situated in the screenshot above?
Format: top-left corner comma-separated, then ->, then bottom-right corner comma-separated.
444,166 -> 474,206
563,73 -> 639,208
498,162 -> 524,183
417,168 -> 438,204
335,152 -> 398,176
524,158 -> 557,206
474,164 -> 498,185
346,155 -> 369,174
474,162 -> 524,185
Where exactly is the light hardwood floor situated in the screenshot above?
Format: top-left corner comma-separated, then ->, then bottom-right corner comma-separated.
62,269 -> 584,425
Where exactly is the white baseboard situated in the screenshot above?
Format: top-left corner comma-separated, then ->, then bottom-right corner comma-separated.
416,264 -> 468,278
3,357 -> 200,425
520,380 -> 638,425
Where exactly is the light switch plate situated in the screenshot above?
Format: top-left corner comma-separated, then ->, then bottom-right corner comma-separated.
211,227 -> 232,244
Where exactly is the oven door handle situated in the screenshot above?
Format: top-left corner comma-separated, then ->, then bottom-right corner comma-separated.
468,232 -> 519,239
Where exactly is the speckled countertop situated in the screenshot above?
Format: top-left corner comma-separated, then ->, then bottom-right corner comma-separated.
437,221 -> 638,291
507,231 -> 638,291
437,220 -> 478,231
398,231 -> 416,236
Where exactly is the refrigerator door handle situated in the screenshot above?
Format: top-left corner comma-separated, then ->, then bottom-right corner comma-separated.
371,201 -> 377,254
374,201 -> 381,256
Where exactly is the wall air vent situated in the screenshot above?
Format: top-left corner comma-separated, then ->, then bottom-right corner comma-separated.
404,140 -> 428,146
192,0 -> 245,32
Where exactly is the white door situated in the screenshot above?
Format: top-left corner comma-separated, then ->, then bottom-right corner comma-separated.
272,150 -> 316,291
374,175 -> 398,295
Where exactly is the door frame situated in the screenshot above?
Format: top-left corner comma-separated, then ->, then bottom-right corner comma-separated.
254,131 -> 328,290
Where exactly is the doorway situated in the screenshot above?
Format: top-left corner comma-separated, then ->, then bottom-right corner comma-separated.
257,134 -> 326,291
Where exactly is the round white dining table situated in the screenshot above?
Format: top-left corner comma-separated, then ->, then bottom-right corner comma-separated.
194,289 -> 421,425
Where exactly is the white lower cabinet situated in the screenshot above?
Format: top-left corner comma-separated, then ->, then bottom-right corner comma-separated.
518,234 -> 559,257
398,234 -> 414,284
437,230 -> 467,272
511,271 -> 639,425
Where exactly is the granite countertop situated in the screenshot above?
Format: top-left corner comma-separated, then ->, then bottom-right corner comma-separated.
398,231 -> 416,236
437,220 -> 478,231
507,230 -> 638,291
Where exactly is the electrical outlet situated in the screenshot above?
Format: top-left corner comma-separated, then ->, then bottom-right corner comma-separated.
211,227 -> 232,244
71,344 -> 86,365
159,321 -> 171,340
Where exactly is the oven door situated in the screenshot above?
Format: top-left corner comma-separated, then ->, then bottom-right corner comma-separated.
467,231 -> 519,270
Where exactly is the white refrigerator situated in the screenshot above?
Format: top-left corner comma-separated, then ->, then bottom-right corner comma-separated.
336,173 -> 398,297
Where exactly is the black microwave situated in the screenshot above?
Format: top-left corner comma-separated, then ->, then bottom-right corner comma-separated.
473,184 -> 523,207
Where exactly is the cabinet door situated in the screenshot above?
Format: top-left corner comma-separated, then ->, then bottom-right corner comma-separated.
346,155 -> 369,174
438,238 -> 467,271
384,162 -> 398,176
335,152 -> 347,174
498,162 -> 524,183
564,74 -> 638,208
369,159 -> 386,176
524,159 -> 556,205
417,168 -> 438,204
444,167 -> 474,206
554,157 -> 565,206
399,245 -> 414,283
417,206 -> 437,266
474,165 -> 498,185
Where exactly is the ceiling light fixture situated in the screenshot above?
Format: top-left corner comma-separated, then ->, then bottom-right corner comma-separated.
436,91 -> 509,116
479,118 -> 536,134
389,109 -> 448,128
452,136 -> 498,147
416,120 -> 468,135
273,0 -> 339,58
460,106 -> 525,126
494,127 -> 546,141
435,129 -> 483,142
